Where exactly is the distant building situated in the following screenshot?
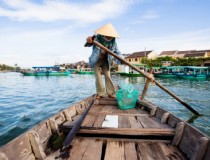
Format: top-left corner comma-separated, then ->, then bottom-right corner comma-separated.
122,53 -> 131,58
159,50 -> 210,59
159,50 -> 178,58
125,50 -> 157,65
197,50 -> 210,66
174,50 -> 196,59
184,51 -> 207,58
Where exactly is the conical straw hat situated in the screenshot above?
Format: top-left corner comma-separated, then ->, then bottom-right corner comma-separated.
94,23 -> 120,38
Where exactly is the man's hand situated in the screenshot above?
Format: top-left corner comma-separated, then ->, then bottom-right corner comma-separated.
86,36 -> 93,44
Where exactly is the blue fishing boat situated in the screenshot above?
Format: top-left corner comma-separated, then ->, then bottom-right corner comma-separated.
153,66 -> 185,78
176,66 -> 209,79
76,68 -> 94,74
68,69 -> 77,74
20,66 -> 70,76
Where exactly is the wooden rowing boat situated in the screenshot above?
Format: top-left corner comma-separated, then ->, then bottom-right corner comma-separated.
0,95 -> 209,160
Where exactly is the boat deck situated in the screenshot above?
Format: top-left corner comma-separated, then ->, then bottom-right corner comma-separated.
53,137 -> 186,160
56,97 -> 186,160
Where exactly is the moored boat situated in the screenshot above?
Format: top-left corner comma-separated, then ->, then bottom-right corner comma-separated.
154,66 -> 185,78
176,66 -> 209,79
68,69 -> 77,74
20,66 -> 70,76
76,68 -> 94,74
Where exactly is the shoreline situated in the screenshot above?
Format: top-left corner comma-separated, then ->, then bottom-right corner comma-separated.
0,70 -> 15,73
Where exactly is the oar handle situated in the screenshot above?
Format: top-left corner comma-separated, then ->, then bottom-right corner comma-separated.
92,40 -> 200,115
84,35 -> 96,47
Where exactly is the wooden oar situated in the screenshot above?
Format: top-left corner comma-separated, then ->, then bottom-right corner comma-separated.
60,94 -> 97,158
92,40 -> 200,115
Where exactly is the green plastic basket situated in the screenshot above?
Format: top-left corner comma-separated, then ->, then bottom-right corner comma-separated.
116,84 -> 139,110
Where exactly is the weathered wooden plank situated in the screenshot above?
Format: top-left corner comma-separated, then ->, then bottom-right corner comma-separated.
161,112 -> 170,124
88,104 -> 103,115
137,115 -> 162,128
123,108 -> 136,114
191,137 -> 209,160
104,141 -> 125,160
118,116 -> 131,128
204,142 -> 210,160
93,115 -> 106,127
75,103 -> 87,115
73,128 -> 175,136
150,116 -> 172,129
44,150 -> 60,160
99,105 -> 119,114
158,142 -> 187,160
68,138 -> 90,160
63,106 -> 77,121
167,114 -> 182,128
32,121 -> 52,150
81,115 -> 97,127
124,142 -> 138,160
137,142 -> 167,160
124,108 -> 147,114
109,106 -> 128,114
98,97 -> 117,101
137,100 -> 157,111
172,122 -> 185,146
155,107 -> 167,119
0,133 -> 34,160
96,100 -> 118,106
178,124 -> 204,159
80,139 -> 103,160
49,112 -> 66,134
87,113 -> 146,116
61,115 -> 81,129
128,116 -> 143,128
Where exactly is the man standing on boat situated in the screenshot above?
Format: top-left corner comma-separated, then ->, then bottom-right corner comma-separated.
86,23 -> 124,99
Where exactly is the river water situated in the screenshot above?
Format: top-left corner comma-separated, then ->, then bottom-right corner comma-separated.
0,72 -> 210,146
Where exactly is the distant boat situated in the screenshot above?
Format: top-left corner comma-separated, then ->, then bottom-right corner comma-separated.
154,66 -> 185,78
176,66 -> 210,79
68,69 -> 77,74
20,66 -> 70,76
76,68 -> 94,74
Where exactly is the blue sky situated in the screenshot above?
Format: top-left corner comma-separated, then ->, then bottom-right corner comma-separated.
0,0 -> 210,68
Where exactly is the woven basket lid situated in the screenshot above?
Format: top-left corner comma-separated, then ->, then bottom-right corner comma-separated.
94,23 -> 120,38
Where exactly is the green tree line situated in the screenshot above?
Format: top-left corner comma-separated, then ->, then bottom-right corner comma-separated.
141,57 -> 210,67
0,64 -> 15,71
